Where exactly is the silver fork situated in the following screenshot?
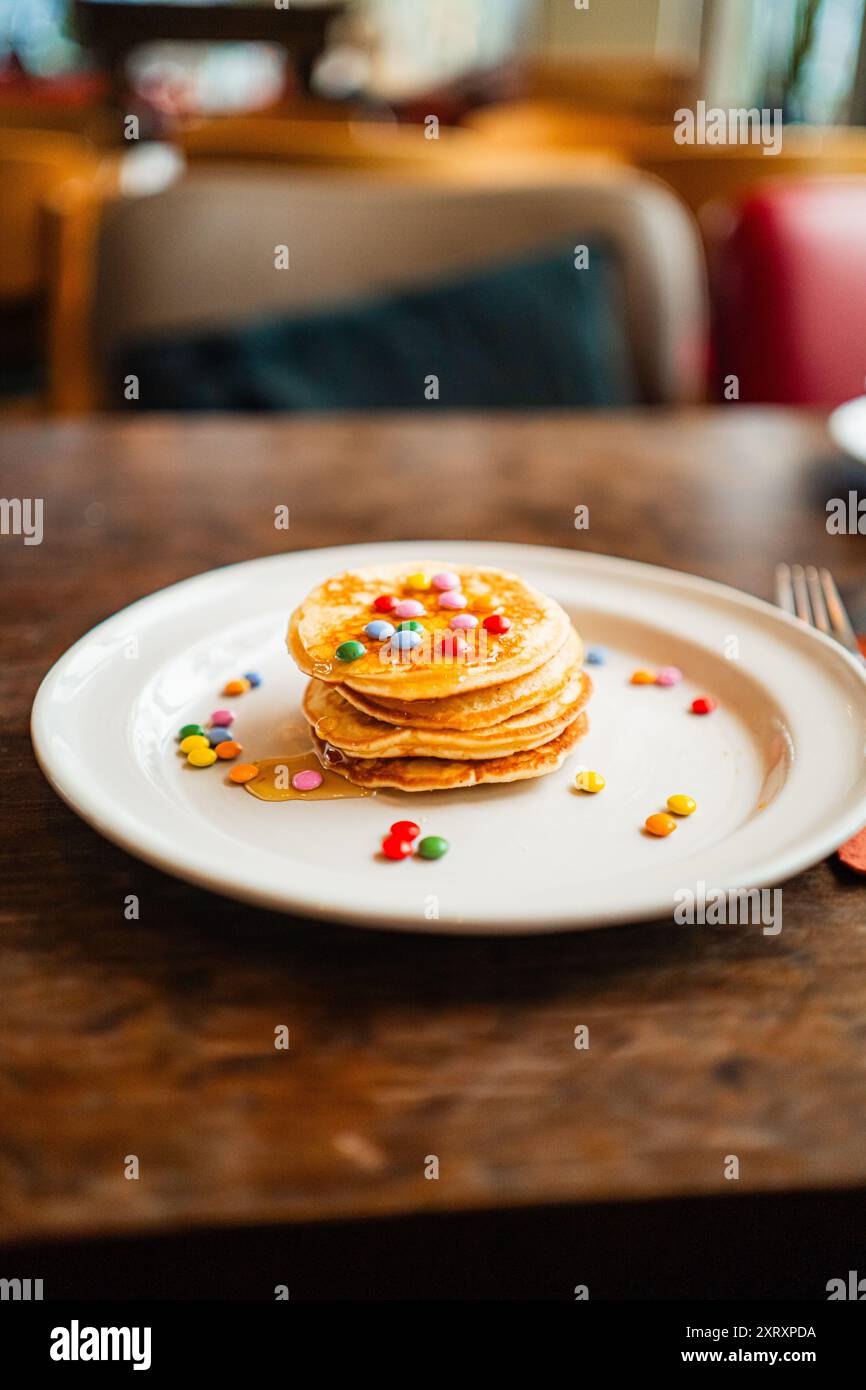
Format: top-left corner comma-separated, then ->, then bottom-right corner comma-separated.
775,564 -> 863,660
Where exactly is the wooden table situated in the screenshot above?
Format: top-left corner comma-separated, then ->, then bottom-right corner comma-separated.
3,409 -> 866,1298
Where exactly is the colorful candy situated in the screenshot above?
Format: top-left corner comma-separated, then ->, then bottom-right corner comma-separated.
449,613 -> 477,629
179,733 -> 209,754
229,763 -> 259,784
391,820 -> 420,841
244,672 -> 262,688
438,590 -> 466,610
210,709 -> 234,727
394,599 -> 425,619
292,768 -> 323,792
223,678 -> 251,697
417,835 -> 449,860
584,646 -> 607,666
187,746 -> 218,768
691,696 -> 717,715
208,727 -> 233,746
392,629 -> 422,651
575,770 -> 606,794
667,794 -> 697,816
215,740 -> 242,760
395,620 -> 423,632
365,619 -> 396,641
645,813 -> 677,837
631,669 -> 656,685
381,833 -> 414,861
336,640 -> 366,662
179,723 -> 205,740
438,633 -> 468,658
483,614 -> 511,634
655,666 -> 682,687
432,571 -> 460,591
406,572 -> 431,590
373,594 -> 399,613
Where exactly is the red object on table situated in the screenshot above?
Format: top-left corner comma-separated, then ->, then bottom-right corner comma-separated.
836,634 -> 866,872
712,179 -> 866,407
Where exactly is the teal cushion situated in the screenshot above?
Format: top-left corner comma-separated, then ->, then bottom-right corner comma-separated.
119,240 -> 639,411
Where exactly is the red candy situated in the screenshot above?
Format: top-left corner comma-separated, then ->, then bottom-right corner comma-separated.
391,820 -> 420,841
382,834 -> 413,861
691,696 -> 717,715
438,633 -> 467,658
373,594 -> 399,613
483,614 -> 511,634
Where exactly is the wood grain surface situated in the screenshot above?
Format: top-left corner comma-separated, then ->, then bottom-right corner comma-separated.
2,408 -> 866,1246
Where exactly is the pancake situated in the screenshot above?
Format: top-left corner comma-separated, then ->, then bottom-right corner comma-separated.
288,562 -> 571,701
312,711 -> 589,792
303,670 -> 591,760
338,627 -> 582,731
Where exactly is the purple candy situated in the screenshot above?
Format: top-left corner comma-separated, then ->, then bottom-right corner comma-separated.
449,613 -> 478,629
394,599 -> 425,619
432,570 -> 460,591
438,590 -> 466,610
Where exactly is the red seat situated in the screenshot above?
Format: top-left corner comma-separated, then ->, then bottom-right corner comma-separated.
710,178 -> 866,406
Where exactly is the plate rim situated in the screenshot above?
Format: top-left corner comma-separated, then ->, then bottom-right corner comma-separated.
31,540 -> 866,934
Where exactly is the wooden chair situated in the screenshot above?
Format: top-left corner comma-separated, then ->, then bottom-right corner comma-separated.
0,129 -> 114,413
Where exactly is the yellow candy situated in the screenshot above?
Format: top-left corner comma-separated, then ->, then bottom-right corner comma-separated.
645,812 -> 677,837
179,734 -> 209,753
406,572 -> 430,590
575,770 -> 606,794
667,794 -> 697,817
631,669 -> 656,685
187,746 -> 217,767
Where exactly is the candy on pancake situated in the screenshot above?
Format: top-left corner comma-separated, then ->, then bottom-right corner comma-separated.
311,711 -> 588,792
303,671 -> 591,761
338,627 -> 582,731
287,562 -> 571,701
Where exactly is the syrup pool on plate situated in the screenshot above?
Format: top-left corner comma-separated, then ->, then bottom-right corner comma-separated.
242,753 -> 371,801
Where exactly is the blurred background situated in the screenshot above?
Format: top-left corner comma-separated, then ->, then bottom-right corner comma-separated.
3,0 -> 866,415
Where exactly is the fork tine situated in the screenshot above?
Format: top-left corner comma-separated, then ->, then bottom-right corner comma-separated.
775,563 -> 795,615
790,564 -> 812,624
819,568 -> 862,657
805,566 -> 830,634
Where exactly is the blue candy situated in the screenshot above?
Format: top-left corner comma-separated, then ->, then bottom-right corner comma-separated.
208,726 -> 233,746
244,671 -> 262,687
365,619 -> 396,641
585,646 -> 607,666
391,629 -> 422,651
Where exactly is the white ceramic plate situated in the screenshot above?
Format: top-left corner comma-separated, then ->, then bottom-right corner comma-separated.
829,395 -> 866,464
31,541 -> 866,934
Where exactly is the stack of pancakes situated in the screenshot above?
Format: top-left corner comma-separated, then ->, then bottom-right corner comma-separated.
287,562 -> 590,792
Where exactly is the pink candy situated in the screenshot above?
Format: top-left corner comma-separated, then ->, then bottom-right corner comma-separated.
439,634 -> 468,658
394,599 -> 425,619
210,709 -> 234,726
438,590 -> 466,610
432,571 -> 460,591
449,613 -> 478,629
292,768 -> 323,792
655,667 -> 683,687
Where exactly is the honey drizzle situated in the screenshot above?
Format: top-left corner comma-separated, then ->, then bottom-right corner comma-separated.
242,752 -> 371,801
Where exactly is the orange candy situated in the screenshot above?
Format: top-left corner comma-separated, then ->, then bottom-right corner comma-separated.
229,762 -> 259,784
223,678 -> 251,697
631,669 -> 656,685
216,740 -> 242,760
645,813 -> 677,837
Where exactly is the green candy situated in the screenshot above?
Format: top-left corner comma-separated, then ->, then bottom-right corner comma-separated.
396,620 -> 424,632
335,640 -> 366,662
179,723 -> 205,740
417,835 -> 449,860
